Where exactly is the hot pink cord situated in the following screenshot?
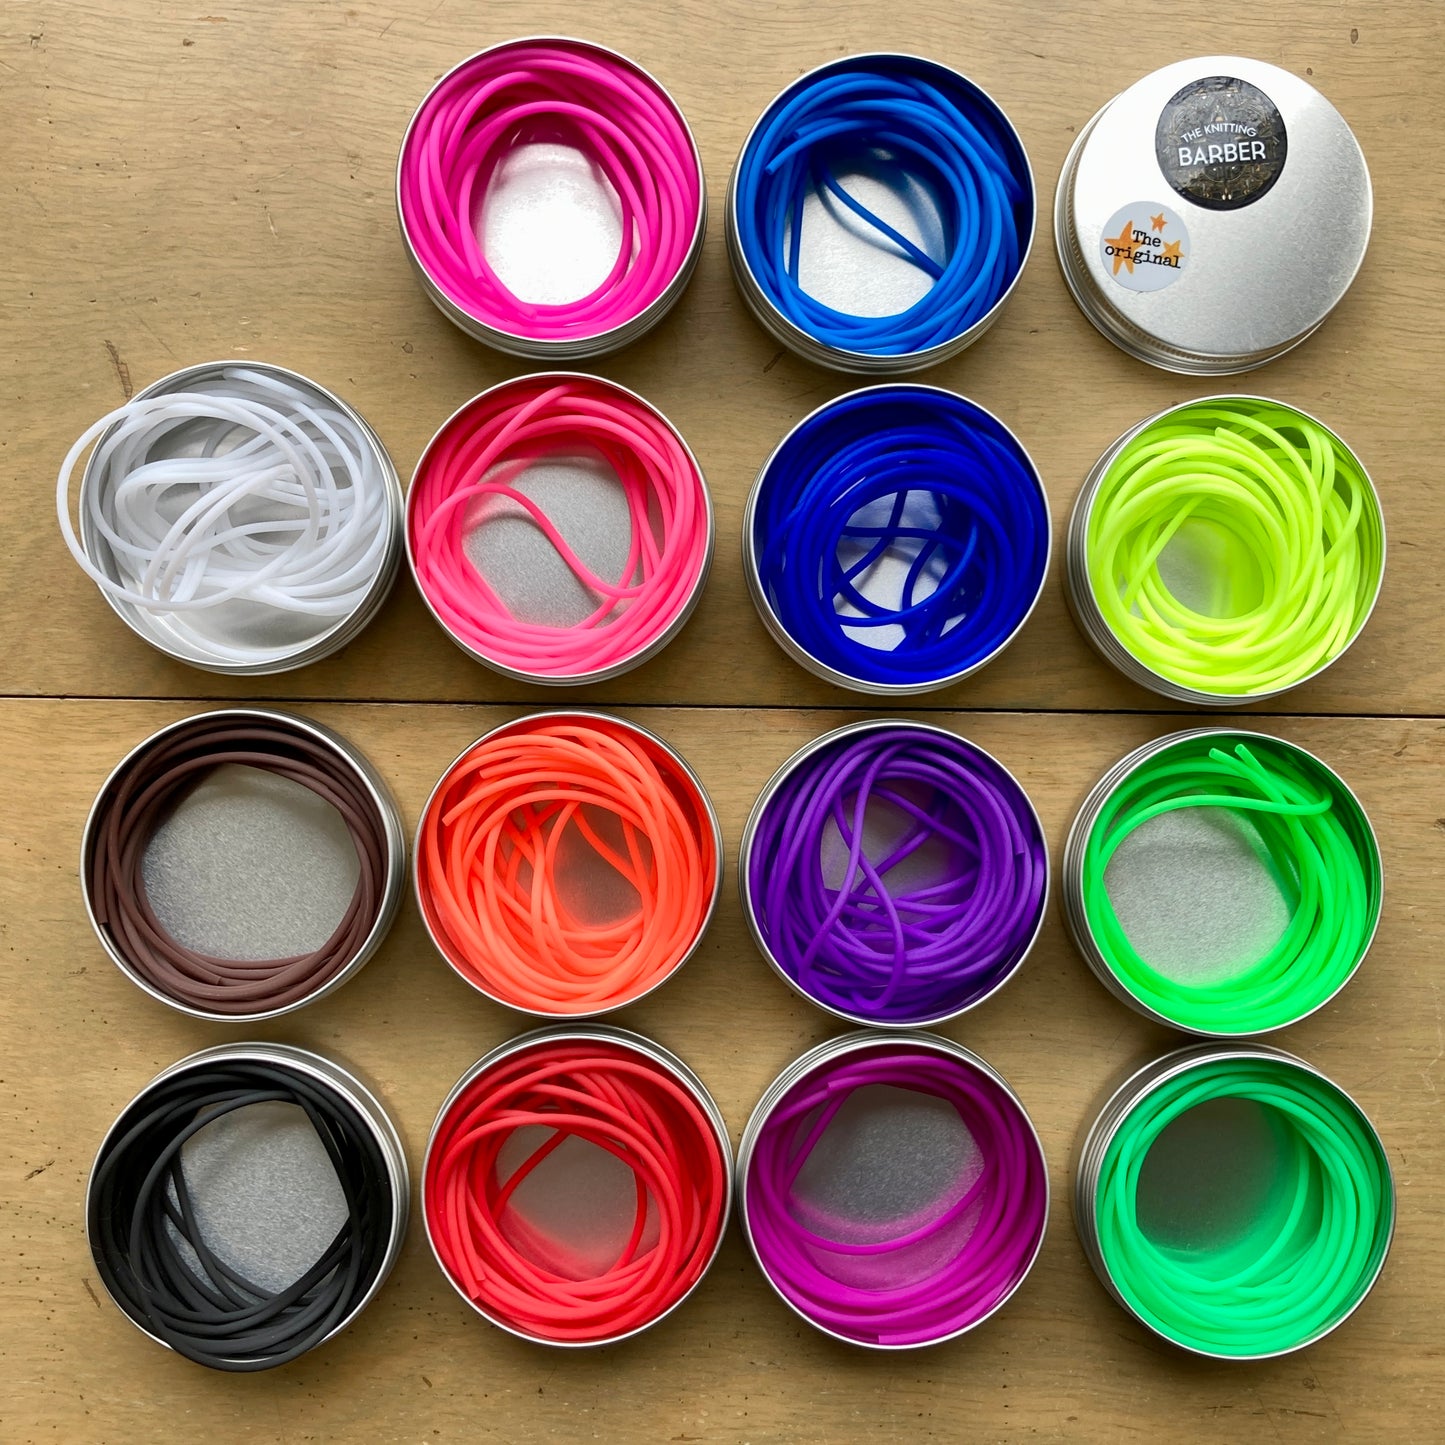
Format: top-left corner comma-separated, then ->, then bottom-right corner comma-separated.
398,40 -> 703,342
408,374 -> 711,678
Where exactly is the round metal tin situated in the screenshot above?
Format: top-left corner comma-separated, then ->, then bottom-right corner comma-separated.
86,1041 -> 410,1363
75,360 -> 403,676
422,1022 -> 733,1347
1061,727 -> 1383,1035
412,709 -> 723,1017
1055,57 -> 1371,373
405,372 -> 715,686
1074,1041 -> 1395,1359
726,53 -> 1035,374
81,707 -> 407,1023
742,384 -> 1050,696
739,718 -> 1049,1028
396,37 -> 706,360
1065,394 -> 1385,706
736,1029 -> 1049,1350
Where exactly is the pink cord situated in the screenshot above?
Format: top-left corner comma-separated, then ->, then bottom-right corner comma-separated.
398,40 -> 702,342
408,374 -> 711,678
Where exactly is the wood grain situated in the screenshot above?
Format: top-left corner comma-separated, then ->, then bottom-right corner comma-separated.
2,700 -> 1442,1443
4,0 -> 1444,713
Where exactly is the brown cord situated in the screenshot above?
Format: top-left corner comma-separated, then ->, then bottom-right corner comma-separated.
88,715 -> 389,1015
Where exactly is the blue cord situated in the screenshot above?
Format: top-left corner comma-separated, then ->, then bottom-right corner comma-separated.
752,388 -> 1048,687
735,59 -> 1031,357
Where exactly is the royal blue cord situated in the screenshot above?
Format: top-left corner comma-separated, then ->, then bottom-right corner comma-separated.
752,388 -> 1048,688
734,60 -> 1032,357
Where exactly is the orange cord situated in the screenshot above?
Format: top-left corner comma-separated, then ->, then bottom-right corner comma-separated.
417,715 -> 717,1013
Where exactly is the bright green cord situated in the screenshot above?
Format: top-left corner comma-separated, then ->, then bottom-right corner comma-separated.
1085,400 -> 1384,696
1081,734 -> 1381,1033
1095,1056 -> 1392,1356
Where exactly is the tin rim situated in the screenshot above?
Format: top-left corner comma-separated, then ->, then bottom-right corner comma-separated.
412,709 -> 723,1017
736,1028 -> 1049,1349
1073,1040 -> 1395,1360
404,371 -> 715,685
1052,59 -> 1373,375
422,1022 -> 733,1347
1064,394 -> 1386,706
74,360 -> 403,676
725,52 -> 1036,376
741,383 -> 1050,695
85,1040 -> 410,1362
80,706 -> 407,1024
395,36 -> 707,360
738,718 -> 1050,1027
1061,726 -> 1383,1036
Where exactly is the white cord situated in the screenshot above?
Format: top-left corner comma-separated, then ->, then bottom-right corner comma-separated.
58,366 -> 391,662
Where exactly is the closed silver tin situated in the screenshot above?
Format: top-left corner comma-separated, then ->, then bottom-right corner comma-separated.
738,718 -> 1049,1028
405,373 -> 715,686
1074,1041 -> 1395,1359
85,1041 -> 410,1363
726,54 -> 1035,374
75,360 -> 403,676
1065,394 -> 1385,706
412,709 -> 723,1017
736,1029 -> 1049,1350
422,1023 -> 733,1347
1061,727 -> 1383,1035
80,707 -> 407,1023
1055,57 -> 1371,373
396,37 -> 706,360
742,384 -> 1050,695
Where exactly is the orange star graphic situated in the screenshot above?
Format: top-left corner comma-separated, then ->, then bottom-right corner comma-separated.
1161,238 -> 1184,264
1151,212 -> 1167,232
1104,220 -> 1137,275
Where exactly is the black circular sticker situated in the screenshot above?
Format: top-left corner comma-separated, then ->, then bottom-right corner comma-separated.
1155,76 -> 1288,211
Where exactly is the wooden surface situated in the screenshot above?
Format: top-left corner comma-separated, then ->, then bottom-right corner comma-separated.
3,2 -> 1443,1443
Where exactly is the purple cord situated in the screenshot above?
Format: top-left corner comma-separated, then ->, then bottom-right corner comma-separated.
744,724 -> 1046,1023
744,1044 -> 1048,1346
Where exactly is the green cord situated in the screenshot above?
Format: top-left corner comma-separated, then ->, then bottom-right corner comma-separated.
1081,734 -> 1380,1033
1095,1056 -> 1392,1356
1085,400 -> 1384,696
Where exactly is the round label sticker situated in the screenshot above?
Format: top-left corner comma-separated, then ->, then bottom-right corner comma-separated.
1155,75 -> 1288,211
1099,202 -> 1190,292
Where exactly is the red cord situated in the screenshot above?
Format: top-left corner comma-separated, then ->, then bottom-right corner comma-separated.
426,1037 -> 728,1343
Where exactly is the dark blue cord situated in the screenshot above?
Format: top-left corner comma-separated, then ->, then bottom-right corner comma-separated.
752,388 -> 1048,687
735,59 -> 1032,357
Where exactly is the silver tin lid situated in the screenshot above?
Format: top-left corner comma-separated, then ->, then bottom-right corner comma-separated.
1055,57 -> 1371,373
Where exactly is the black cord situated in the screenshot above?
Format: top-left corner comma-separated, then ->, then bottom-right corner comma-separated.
89,1060 -> 395,1371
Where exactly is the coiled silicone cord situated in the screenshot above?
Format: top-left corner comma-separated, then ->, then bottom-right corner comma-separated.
734,58 -> 1030,356
426,1036 -> 727,1343
416,715 -> 717,1014
409,375 -> 710,679
399,40 -> 702,341
751,388 -> 1047,687
87,714 -> 391,1017
746,1045 -> 1046,1346
746,724 -> 1045,1023
57,366 -> 391,667
1080,735 -> 1379,1033
1084,400 -> 1383,696
1094,1055 -> 1392,1356
89,1058 -> 395,1371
